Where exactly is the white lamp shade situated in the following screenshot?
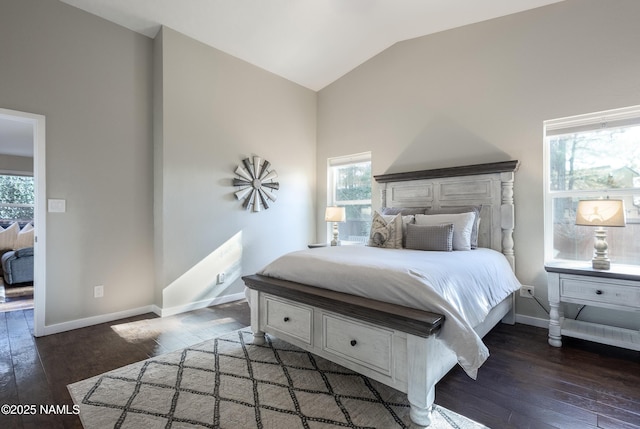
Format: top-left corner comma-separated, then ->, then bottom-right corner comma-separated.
325,206 -> 346,222
575,199 -> 626,227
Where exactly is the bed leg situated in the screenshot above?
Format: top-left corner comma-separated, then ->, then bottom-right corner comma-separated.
252,330 -> 266,345
249,288 -> 266,345
407,334 -> 435,427
409,402 -> 433,428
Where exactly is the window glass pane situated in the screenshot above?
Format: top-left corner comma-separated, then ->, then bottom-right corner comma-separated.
0,174 -> 35,223
337,204 -> 372,244
549,124 -> 640,191
551,196 -> 640,265
334,162 -> 372,203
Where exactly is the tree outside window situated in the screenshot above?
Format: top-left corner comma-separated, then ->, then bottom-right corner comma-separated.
0,174 -> 35,226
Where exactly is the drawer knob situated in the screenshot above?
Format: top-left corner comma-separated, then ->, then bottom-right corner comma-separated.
283,317 -> 290,322
595,290 -> 603,295
350,340 -> 357,347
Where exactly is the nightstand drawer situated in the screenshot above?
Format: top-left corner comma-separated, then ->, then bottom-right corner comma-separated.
560,278 -> 640,307
264,296 -> 312,344
322,314 -> 392,376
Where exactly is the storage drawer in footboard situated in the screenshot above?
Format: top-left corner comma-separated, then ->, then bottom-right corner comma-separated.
322,313 -> 393,376
263,295 -> 313,345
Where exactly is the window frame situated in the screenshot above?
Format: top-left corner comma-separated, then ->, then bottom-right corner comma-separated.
327,152 -> 372,244
543,105 -> 640,265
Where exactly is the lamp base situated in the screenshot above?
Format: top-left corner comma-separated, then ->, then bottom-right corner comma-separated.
592,227 -> 611,270
331,222 -> 340,246
591,258 -> 610,270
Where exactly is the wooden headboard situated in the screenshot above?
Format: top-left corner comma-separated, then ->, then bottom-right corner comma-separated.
374,160 -> 520,270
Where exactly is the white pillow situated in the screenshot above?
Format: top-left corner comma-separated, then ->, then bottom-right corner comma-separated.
400,215 -> 415,247
0,222 -> 19,250
15,222 -> 34,249
415,212 -> 476,251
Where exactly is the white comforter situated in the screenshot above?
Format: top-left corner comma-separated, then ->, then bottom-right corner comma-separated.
258,246 -> 521,378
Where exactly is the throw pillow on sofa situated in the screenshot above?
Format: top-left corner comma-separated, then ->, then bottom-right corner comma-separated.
0,222 -> 19,250
15,223 -> 34,250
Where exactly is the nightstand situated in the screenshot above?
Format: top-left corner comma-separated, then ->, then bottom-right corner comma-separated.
307,243 -> 329,249
545,261 -> 640,351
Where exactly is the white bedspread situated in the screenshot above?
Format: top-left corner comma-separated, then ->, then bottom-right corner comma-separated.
257,246 -> 521,378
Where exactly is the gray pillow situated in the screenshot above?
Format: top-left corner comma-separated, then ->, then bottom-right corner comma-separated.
425,206 -> 481,249
405,223 -> 454,251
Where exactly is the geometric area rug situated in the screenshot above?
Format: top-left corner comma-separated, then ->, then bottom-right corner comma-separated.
68,330 -> 489,429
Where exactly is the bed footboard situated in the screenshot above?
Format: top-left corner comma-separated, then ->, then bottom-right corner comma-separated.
244,274 -> 448,426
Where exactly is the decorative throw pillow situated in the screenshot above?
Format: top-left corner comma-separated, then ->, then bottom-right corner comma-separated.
15,222 -> 34,249
368,212 -> 402,249
426,206 -> 482,249
405,223 -> 454,251
415,212 -> 476,251
0,222 -> 19,250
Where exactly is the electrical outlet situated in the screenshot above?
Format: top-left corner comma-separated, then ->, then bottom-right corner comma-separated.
217,272 -> 225,284
94,285 -> 104,298
520,285 -> 535,298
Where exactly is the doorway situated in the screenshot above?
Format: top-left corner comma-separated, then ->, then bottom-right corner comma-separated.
0,108 -> 46,336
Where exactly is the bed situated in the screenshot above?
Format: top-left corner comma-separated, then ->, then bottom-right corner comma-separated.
243,160 -> 520,427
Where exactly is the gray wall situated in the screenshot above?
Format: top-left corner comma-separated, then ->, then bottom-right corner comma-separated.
0,155 -> 33,175
0,0 -> 317,326
0,0 -> 155,325
155,27 -> 317,312
317,0 -> 640,326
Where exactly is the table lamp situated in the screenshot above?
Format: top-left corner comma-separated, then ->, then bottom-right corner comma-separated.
575,198 -> 626,270
325,207 -> 346,246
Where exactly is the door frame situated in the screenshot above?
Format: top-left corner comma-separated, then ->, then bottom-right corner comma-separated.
0,108 -> 46,336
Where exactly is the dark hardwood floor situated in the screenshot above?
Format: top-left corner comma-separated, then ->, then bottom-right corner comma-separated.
0,301 -> 638,429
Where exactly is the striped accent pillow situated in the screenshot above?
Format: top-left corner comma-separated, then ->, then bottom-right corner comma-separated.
405,223 -> 454,251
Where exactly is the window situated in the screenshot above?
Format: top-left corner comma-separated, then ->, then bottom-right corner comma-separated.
327,152 -> 372,244
544,106 -> 640,265
0,174 -> 35,227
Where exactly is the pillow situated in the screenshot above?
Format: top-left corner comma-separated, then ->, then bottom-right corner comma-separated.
405,223 -> 454,251
368,212 -> 402,249
415,212 -> 476,251
426,206 -> 482,248
381,207 -> 428,216
15,222 -> 34,249
0,222 -> 19,250
400,215 -> 415,247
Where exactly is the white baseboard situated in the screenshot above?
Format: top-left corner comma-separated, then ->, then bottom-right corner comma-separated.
515,313 -> 549,329
38,298 -> 545,337
39,305 -> 157,336
38,293 -> 246,336
156,293 -> 246,317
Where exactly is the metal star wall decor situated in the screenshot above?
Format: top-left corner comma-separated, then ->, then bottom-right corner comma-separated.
233,156 -> 279,212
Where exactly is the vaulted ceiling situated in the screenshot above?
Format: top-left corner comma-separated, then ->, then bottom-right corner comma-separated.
59,0 -> 564,91
2,0 -> 565,155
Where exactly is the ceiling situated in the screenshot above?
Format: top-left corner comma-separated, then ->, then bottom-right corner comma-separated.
59,0 -> 564,91
2,0 -> 564,156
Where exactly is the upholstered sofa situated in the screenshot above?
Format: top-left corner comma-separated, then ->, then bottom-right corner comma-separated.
1,247 -> 34,285
0,222 -> 35,285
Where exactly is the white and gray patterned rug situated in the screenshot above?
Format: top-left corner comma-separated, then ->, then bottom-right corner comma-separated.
68,329 -> 489,429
